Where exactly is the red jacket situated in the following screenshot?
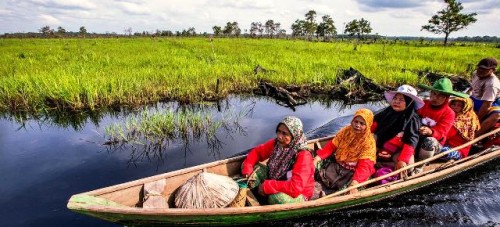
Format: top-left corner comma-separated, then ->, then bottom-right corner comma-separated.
316,141 -> 375,183
417,100 -> 455,145
241,139 -> 315,199
445,127 -> 472,158
371,121 -> 415,165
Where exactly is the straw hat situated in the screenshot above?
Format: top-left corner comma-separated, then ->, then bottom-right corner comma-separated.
174,171 -> 239,209
418,78 -> 469,98
384,85 -> 425,109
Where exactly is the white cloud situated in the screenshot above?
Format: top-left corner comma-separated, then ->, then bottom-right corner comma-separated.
116,1 -> 150,15
27,0 -> 97,10
0,0 -> 498,37
39,14 -> 61,25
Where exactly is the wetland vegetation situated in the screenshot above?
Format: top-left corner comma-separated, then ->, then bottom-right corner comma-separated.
1,37 -> 498,115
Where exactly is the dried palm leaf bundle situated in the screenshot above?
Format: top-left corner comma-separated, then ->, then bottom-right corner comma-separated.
175,171 -> 239,209
142,179 -> 168,208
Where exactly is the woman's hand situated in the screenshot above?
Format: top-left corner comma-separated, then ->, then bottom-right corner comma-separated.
313,156 -> 322,167
377,150 -> 391,160
419,126 -> 432,136
348,180 -> 359,194
395,161 -> 408,179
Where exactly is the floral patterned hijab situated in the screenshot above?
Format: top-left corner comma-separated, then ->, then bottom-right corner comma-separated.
450,97 -> 480,141
332,108 -> 377,163
267,116 -> 309,180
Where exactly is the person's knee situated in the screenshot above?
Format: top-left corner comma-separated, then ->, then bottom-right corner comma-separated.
492,112 -> 500,121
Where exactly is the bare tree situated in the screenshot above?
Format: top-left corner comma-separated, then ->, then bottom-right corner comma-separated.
187,27 -> 196,36
249,22 -> 262,37
124,27 -> 133,36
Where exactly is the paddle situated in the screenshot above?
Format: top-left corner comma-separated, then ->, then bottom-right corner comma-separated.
318,127 -> 500,200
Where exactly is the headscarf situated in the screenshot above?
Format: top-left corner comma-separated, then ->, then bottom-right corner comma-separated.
332,108 -> 376,163
374,94 -> 421,148
267,116 -> 309,180
450,97 -> 480,141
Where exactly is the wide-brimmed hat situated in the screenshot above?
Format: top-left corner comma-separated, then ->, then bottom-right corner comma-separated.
384,84 -> 425,109
418,78 -> 469,98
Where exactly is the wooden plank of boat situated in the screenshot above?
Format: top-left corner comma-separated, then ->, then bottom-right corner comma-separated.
67,128 -> 500,226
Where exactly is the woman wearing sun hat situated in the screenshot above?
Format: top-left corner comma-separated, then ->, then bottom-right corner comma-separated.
371,85 -> 424,178
416,78 -> 469,163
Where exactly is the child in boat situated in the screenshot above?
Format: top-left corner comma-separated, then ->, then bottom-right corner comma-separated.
416,78 -> 469,163
437,97 -> 480,160
372,85 -> 423,179
313,108 -> 376,194
241,116 -> 315,204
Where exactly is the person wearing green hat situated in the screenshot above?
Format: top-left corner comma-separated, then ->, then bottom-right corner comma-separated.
415,78 -> 469,165
469,57 -> 499,136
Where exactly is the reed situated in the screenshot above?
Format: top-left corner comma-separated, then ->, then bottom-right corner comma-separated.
1,38 -> 498,113
104,104 -> 248,154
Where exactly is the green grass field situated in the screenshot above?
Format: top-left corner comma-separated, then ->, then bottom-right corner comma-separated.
0,37 -> 498,113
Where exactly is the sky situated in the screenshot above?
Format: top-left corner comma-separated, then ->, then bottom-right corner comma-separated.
0,0 -> 498,37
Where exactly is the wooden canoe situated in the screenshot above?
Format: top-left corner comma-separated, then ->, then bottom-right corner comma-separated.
67,129 -> 500,226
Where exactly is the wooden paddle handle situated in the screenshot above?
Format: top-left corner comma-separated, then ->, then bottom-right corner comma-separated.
318,127 -> 500,200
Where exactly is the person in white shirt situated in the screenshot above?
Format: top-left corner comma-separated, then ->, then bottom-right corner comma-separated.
470,57 -> 500,136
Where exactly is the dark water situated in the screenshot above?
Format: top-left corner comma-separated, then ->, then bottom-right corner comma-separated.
0,96 -> 498,226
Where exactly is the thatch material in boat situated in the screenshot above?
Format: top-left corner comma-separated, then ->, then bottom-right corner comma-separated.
227,188 -> 249,207
143,179 -> 168,208
227,178 -> 250,207
174,172 -> 239,209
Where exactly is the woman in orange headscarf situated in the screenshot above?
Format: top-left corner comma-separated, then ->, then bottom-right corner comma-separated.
313,108 -> 376,194
438,97 -> 480,160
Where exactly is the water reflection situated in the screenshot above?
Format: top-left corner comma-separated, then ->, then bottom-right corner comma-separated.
0,95 -> 498,227
102,98 -> 256,169
1,107 -> 119,131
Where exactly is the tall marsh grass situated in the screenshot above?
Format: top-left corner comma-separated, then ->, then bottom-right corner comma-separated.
104,101 -> 251,157
1,38 -> 498,113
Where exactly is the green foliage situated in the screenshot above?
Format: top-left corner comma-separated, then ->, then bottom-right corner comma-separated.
421,0 -> 477,45
316,15 -> 337,40
344,18 -> 372,40
304,10 -> 318,38
104,105 -> 248,153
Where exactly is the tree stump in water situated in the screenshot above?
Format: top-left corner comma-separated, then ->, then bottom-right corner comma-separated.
255,81 -> 307,111
330,68 -> 393,104
421,72 -> 470,92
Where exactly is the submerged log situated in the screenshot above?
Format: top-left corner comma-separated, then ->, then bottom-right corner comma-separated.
330,68 -> 393,104
420,72 -> 470,92
255,81 -> 307,111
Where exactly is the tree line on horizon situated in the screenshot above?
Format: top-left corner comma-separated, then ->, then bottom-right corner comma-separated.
1,0 -> 488,45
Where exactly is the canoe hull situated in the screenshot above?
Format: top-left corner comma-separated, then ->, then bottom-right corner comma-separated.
68,147 -> 500,226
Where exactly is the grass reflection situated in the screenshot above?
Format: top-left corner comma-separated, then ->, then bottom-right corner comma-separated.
104,101 -> 253,167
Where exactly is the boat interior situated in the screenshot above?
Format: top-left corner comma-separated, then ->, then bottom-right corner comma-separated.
83,137 -> 495,209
